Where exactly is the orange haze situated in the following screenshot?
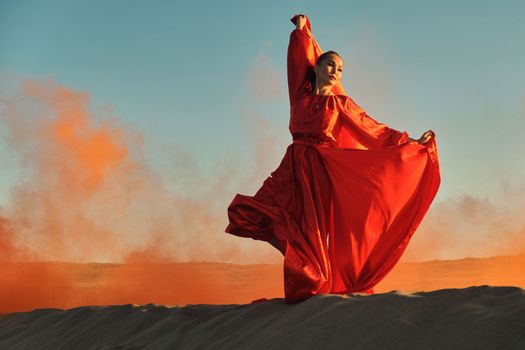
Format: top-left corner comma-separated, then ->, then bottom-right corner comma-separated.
0,78 -> 280,264
1,78 -> 525,314
1,255 -> 525,314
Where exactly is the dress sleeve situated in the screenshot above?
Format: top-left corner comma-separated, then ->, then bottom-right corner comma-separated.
339,97 -> 409,149
287,15 -> 322,105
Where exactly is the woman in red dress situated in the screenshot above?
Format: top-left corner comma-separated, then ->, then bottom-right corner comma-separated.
226,14 -> 440,303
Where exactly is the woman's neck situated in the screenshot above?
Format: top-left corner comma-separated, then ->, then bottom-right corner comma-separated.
314,85 -> 333,96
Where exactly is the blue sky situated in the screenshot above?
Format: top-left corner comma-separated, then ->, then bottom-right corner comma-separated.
1,0 -> 525,209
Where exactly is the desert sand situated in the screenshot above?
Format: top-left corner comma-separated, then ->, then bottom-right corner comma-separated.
1,254 -> 525,349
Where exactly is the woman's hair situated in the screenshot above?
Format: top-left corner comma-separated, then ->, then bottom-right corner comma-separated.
316,50 -> 342,66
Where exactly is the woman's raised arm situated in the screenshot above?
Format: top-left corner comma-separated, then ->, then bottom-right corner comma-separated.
287,15 -> 322,105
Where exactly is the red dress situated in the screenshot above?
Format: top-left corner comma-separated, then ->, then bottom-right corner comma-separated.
225,15 -> 440,303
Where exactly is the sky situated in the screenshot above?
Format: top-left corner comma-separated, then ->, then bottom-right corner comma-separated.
1,0 -> 525,263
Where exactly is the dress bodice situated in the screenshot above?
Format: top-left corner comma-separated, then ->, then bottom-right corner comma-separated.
290,94 -> 341,145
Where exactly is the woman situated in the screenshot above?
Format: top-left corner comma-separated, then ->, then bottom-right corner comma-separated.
226,14 -> 440,303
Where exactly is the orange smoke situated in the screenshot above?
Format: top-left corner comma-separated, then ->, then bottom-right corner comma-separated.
52,105 -> 128,191
2,79 -> 139,261
0,261 -> 284,313
1,78 -> 271,263
403,192 -> 525,262
0,217 -> 16,261
17,80 -> 128,191
1,255 -> 524,314
0,77 -> 283,313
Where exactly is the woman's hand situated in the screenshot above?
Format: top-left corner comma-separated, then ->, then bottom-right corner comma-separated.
407,130 -> 435,145
295,15 -> 307,30
417,130 -> 435,144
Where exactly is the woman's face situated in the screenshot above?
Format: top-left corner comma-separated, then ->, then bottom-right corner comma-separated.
315,55 -> 344,87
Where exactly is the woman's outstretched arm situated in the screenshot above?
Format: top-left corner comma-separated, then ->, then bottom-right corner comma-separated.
287,14 -> 322,105
340,97 -> 435,148
339,97 -> 409,148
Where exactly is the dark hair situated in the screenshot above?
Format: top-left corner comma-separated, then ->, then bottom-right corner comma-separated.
316,50 -> 342,66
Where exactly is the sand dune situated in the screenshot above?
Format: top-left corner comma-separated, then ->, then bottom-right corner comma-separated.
1,285 -> 524,349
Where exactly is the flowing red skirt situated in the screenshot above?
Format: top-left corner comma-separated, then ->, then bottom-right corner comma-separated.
226,139 -> 440,303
